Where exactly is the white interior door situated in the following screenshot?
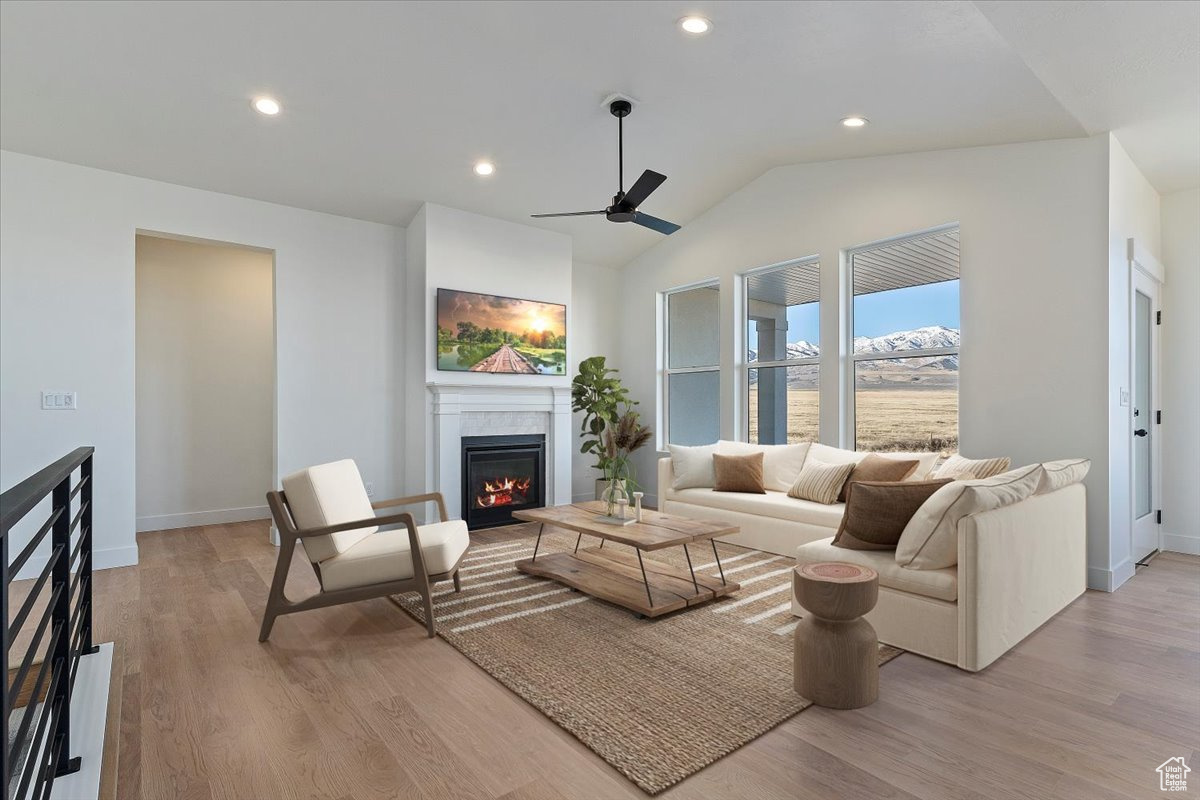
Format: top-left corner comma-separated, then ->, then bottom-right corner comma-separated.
1131,268 -> 1161,562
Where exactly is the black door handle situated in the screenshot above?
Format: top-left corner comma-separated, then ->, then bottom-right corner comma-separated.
1134,429 -> 1148,437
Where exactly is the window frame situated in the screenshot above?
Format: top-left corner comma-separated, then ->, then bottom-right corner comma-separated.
845,224 -> 960,450
661,279 -> 722,448
740,256 -> 821,443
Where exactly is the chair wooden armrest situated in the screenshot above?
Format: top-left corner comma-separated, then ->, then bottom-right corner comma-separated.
371,491 -> 449,522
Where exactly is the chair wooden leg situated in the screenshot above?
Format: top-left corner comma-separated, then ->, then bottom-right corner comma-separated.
453,569 -> 461,593
421,585 -> 436,637
259,536 -> 296,643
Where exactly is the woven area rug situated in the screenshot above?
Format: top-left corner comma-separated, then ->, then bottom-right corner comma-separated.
391,525 -> 903,795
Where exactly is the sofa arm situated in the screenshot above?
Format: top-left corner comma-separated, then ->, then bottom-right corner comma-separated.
657,456 -> 673,505
956,482 -> 1087,671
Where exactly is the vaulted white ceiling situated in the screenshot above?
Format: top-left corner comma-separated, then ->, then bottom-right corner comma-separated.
1,1 -> 1194,267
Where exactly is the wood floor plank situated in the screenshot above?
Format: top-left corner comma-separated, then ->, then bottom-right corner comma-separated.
11,519 -> 1191,800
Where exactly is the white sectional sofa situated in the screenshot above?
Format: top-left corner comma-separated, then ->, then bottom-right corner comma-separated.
657,443 -> 1087,671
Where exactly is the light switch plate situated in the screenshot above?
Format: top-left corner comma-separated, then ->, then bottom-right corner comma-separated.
1119,388 -> 1130,407
364,481 -> 376,498
42,391 -> 78,410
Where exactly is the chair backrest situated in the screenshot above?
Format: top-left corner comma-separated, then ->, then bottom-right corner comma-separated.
280,459 -> 378,563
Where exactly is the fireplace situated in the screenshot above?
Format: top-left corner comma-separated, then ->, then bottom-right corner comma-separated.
461,434 -> 546,529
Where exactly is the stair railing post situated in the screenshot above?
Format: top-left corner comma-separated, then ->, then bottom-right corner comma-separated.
81,454 -> 96,655
51,475 -> 80,775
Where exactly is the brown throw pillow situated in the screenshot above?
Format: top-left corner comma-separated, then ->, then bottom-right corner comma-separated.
833,479 -> 953,550
712,452 -> 766,494
837,453 -> 920,502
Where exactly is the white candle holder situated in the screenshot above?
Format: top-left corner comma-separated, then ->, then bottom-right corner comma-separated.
632,491 -> 644,522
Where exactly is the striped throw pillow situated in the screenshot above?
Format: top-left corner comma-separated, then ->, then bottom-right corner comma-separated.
932,454 -> 1011,480
787,459 -> 856,505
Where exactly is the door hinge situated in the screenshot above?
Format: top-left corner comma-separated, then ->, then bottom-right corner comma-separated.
1156,410 -> 1162,424
1156,310 -> 1161,325
1156,510 -> 1162,525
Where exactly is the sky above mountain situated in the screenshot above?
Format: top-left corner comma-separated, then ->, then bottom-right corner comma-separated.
778,279 -> 960,343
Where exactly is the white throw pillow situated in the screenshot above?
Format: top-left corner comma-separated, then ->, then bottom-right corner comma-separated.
895,464 -> 1044,570
787,459 -> 856,505
807,443 -> 867,467
716,440 -> 811,493
667,443 -> 719,490
932,454 -> 1011,480
1036,458 -> 1090,494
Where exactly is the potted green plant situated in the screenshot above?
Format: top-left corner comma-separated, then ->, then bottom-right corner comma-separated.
571,356 -> 649,509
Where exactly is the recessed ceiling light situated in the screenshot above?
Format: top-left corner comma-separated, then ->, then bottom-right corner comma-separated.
679,16 -> 712,35
473,161 -> 495,176
252,97 -> 281,116
841,116 -> 869,128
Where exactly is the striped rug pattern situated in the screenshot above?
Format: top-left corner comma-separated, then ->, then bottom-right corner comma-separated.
392,525 -> 903,795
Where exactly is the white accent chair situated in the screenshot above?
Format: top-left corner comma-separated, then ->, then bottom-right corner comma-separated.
260,459 -> 470,641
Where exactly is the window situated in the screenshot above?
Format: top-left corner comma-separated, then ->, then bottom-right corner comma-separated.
663,283 -> 720,445
744,258 -> 820,443
850,227 -> 959,453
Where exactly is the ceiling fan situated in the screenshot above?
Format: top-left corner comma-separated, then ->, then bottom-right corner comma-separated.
532,99 -> 681,235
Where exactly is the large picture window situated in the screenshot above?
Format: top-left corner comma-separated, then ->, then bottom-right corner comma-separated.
663,283 -> 720,445
850,227 -> 959,453
744,258 -> 820,443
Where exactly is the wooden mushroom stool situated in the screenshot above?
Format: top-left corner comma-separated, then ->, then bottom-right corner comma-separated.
793,562 -> 880,709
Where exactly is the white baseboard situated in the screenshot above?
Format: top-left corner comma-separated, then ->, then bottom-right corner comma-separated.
17,545 -> 138,581
1087,557 -> 1135,592
572,491 -> 597,503
136,505 -> 270,532
1162,531 -> 1200,556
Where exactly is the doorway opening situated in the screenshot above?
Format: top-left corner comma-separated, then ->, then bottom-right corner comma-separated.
135,233 -> 275,532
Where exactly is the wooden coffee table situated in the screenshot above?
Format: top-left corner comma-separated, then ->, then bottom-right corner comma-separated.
512,502 -> 740,618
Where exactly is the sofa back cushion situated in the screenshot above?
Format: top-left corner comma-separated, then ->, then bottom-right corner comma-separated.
807,443 -> 866,467
716,440 -> 810,493
281,459 -> 378,563
713,452 -> 767,494
834,479 -> 954,550
839,453 -> 920,502
1036,458 -> 1090,494
788,459 -> 856,505
667,443 -> 718,490
875,451 -> 942,480
895,464 -> 1043,569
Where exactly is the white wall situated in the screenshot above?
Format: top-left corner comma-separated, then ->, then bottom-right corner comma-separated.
135,235 -> 273,531
403,203 -> 572,495
1106,136 -> 1162,587
1,151 -> 403,575
569,260 -> 623,501
616,137 -> 1116,584
1160,188 -> 1200,554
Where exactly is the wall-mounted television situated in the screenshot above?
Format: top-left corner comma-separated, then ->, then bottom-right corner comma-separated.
436,289 -> 567,375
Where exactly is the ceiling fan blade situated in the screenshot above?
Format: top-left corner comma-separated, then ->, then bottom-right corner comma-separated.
633,212 -> 681,235
530,210 -> 606,218
622,170 -> 667,209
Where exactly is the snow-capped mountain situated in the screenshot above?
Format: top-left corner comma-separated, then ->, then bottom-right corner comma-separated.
748,326 -> 959,388
854,325 -> 959,355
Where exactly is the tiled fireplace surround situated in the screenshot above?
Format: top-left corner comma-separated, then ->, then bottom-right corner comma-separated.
428,385 -> 573,522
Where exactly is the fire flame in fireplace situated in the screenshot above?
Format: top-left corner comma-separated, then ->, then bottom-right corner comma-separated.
476,476 -> 532,508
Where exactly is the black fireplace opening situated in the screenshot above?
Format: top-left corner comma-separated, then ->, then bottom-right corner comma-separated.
461,434 -> 546,530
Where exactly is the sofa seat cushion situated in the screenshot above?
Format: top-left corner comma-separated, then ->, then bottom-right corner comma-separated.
670,488 -> 846,529
320,520 -> 470,592
796,537 -> 958,602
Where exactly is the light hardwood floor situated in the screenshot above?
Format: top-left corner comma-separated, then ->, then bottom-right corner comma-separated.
24,521 -> 1200,799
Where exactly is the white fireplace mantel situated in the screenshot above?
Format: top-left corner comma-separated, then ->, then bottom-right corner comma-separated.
427,383 -> 573,522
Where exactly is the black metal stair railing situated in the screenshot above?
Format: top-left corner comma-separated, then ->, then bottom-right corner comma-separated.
2,447 -> 97,800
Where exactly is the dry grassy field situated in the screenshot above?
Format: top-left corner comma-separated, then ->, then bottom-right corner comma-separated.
748,388 -> 958,452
